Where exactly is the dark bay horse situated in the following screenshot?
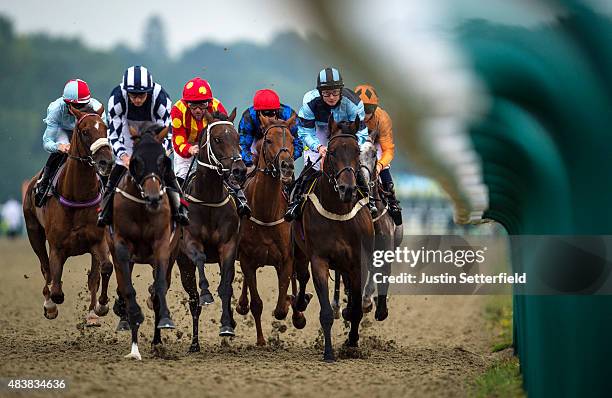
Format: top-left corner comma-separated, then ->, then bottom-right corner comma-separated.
332,132 -> 403,322
176,109 -> 246,352
236,115 -> 311,346
23,106 -> 114,325
292,117 -> 374,361
108,124 -> 179,360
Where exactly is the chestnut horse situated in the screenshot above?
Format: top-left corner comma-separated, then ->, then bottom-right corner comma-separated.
292,117 -> 374,361
175,110 -> 246,352
332,131 -> 403,321
23,106 -> 114,325
236,115 -> 311,345
108,124 -> 179,360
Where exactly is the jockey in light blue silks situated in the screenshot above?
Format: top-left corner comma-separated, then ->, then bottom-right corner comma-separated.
284,67 -> 378,221
34,79 -> 107,207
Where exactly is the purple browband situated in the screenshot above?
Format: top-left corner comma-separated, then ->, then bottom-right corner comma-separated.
58,191 -> 103,208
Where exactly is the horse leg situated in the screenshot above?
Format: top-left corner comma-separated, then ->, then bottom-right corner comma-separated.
94,242 -> 113,317
272,258 -> 292,321
374,260 -> 390,322
290,270 -> 306,330
235,264 -> 249,315
311,256 -> 335,362
85,253 -> 102,327
242,261 -> 265,345
346,270 -> 364,347
114,241 -> 143,360
332,270 -> 342,319
48,248 -> 66,305
177,254 -> 201,352
153,252 -> 175,330
113,288 -> 130,331
293,246 -> 312,312
184,237 -> 211,306
217,242 -> 237,337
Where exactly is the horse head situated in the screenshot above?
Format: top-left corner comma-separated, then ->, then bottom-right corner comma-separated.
69,105 -> 113,176
128,123 -> 170,212
200,108 -> 247,187
326,115 -> 361,203
359,129 -> 378,185
259,114 -> 296,185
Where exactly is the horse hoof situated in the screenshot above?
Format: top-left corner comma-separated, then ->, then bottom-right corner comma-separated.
273,309 -> 288,320
188,343 -> 201,353
292,313 -> 306,329
341,307 -> 351,322
116,320 -> 131,332
199,292 -> 214,306
157,317 -> 175,329
94,302 -> 110,317
375,308 -> 389,322
50,292 -> 64,305
362,298 -> 374,313
86,311 -> 101,327
219,326 -> 235,337
124,352 -> 142,361
146,296 -> 154,311
323,354 -> 336,363
43,306 -> 58,320
235,303 -> 249,315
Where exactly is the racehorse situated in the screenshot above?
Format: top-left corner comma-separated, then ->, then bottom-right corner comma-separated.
331,131 -> 403,322
235,115 -> 311,345
23,106 -> 114,325
175,109 -> 246,352
108,124 -> 179,360
292,116 -> 374,361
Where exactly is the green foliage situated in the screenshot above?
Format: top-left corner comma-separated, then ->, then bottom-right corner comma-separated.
470,357 -> 524,398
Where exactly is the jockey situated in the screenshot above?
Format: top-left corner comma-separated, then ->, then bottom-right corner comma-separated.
284,67 -> 377,221
171,77 -> 251,218
97,65 -> 189,226
238,88 -> 302,168
34,79 -> 107,207
355,84 -> 402,225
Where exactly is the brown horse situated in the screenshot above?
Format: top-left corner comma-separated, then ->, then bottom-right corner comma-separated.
175,109 -> 246,352
108,124 -> 178,360
292,116 -> 374,361
332,131 -> 402,321
23,106 -> 114,325
235,115 -> 312,345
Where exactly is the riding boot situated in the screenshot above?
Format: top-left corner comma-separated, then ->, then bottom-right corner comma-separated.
284,177 -> 307,222
34,152 -> 66,207
97,165 -> 126,227
228,186 -> 251,218
383,181 -> 403,226
357,170 -> 379,218
165,173 -> 190,226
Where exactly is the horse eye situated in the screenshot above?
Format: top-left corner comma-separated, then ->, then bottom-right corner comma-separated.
214,137 -> 221,143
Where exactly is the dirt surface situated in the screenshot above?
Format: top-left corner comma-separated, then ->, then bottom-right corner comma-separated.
0,239 -> 495,397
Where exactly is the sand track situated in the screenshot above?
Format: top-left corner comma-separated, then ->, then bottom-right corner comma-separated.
0,240 -> 493,397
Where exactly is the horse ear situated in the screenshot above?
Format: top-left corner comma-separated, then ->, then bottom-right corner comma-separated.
155,126 -> 169,144
260,115 -> 272,128
228,107 -> 237,123
286,113 -> 297,129
70,105 -> 83,119
95,104 -> 105,117
328,114 -> 338,136
204,110 -> 214,124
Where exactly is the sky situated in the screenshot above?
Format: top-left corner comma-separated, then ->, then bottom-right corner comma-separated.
1,0 -> 610,57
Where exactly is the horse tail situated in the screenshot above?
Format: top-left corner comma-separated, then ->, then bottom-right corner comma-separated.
23,179 -> 50,272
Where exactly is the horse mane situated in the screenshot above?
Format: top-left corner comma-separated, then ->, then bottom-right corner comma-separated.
211,111 -> 230,121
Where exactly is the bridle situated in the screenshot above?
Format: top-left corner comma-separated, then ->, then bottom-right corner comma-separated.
131,172 -> 166,202
68,113 -> 111,169
256,123 -> 291,178
196,120 -> 243,176
323,133 -> 359,192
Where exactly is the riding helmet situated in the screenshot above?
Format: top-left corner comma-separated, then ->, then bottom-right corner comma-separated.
317,67 -> 344,91
123,65 -> 154,93
63,79 -> 91,104
253,89 -> 281,111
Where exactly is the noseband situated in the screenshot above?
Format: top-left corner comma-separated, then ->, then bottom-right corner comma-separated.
257,124 -> 291,178
197,120 -> 243,176
69,113 -> 111,168
323,133 -> 359,192
132,172 -> 166,202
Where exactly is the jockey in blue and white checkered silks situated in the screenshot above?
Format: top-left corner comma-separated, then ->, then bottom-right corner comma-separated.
97,66 -> 189,227
284,67 -> 378,221
34,79 -> 107,207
